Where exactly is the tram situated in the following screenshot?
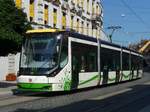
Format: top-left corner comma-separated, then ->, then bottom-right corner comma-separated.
17,29 -> 143,92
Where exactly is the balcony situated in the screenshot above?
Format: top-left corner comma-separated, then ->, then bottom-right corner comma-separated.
70,6 -> 76,13
61,1 -> 69,10
70,1 -> 75,6
76,9 -> 82,17
92,24 -> 98,29
91,14 -> 102,22
91,19 -> 99,29
38,3 -> 43,6
70,1 -> 75,10
52,0 -> 61,6
77,3 -> 82,9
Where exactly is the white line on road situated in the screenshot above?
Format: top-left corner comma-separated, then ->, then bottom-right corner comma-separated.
90,88 -> 132,101
0,96 -> 42,107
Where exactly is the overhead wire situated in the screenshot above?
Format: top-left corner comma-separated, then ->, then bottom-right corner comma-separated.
120,0 -> 150,29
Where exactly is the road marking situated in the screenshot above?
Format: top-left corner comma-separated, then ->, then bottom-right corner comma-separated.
139,105 -> 150,112
84,88 -> 132,112
87,80 -> 150,112
143,81 -> 150,85
0,96 -> 42,107
90,88 -> 132,101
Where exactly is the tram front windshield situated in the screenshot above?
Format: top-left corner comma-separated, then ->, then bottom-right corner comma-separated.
20,33 -> 62,75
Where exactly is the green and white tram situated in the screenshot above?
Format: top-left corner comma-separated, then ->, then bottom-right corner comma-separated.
17,29 -> 143,92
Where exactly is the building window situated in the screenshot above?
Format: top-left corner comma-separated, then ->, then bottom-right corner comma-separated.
96,29 -> 98,38
53,8 -> 57,28
44,20 -> 48,25
16,0 -> 22,8
87,0 -> 90,14
81,21 -> 84,33
30,17 -> 33,22
81,0 -> 84,8
53,24 -> 56,28
30,0 -> 34,20
62,12 -> 66,29
71,15 -> 74,29
77,0 -> 79,5
44,4 -> 48,25
62,26 -> 65,29
96,4 -> 99,15
77,18 -> 79,32
97,28 -> 100,38
87,23 -> 89,35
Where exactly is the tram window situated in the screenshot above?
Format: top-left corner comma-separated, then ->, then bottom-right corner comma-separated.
101,47 -> 120,71
131,55 -> 140,70
60,37 -> 68,68
139,57 -> 143,69
137,56 -> 143,70
122,52 -> 130,70
131,55 -> 136,70
71,42 -> 98,72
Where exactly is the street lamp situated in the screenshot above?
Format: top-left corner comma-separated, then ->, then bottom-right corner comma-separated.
107,25 -> 122,42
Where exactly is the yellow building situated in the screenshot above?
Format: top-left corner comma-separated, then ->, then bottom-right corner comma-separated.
15,0 -> 103,39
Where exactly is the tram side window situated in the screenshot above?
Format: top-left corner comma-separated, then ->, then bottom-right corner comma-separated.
131,55 -> 140,70
139,57 -> 143,69
101,47 -> 120,71
122,52 -> 130,70
60,37 -> 68,68
71,42 -> 98,72
86,51 -> 97,72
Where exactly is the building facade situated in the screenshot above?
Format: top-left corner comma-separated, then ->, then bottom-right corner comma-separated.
15,0 -> 104,39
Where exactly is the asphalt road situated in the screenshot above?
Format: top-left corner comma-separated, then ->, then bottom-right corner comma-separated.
0,72 -> 150,112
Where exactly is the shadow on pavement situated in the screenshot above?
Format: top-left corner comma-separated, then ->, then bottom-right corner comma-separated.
0,82 -> 16,88
12,81 -> 150,112
144,66 -> 150,72
42,85 -> 150,112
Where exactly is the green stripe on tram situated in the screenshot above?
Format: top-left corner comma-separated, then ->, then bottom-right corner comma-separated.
17,83 -> 52,91
122,73 -> 130,79
108,77 -> 116,82
79,75 -> 99,86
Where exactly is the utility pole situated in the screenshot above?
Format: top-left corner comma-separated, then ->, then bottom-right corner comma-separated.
107,26 -> 122,42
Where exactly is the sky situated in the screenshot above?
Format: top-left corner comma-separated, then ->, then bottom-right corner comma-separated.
102,0 -> 150,46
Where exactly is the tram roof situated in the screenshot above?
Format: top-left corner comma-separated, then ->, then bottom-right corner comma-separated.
26,29 -> 65,34
68,31 -> 142,56
26,29 -> 142,56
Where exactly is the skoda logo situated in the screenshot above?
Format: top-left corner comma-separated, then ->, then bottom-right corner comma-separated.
29,78 -> 32,82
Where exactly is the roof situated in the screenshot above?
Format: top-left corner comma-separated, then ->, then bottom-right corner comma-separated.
26,29 -> 65,34
139,40 -> 150,53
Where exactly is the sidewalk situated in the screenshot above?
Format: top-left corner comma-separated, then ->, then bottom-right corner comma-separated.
0,81 -> 17,96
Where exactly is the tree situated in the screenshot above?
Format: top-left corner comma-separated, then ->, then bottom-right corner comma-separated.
0,0 -> 31,56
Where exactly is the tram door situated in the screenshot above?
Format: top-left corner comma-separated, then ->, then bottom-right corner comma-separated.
71,55 -> 80,89
71,42 -> 80,89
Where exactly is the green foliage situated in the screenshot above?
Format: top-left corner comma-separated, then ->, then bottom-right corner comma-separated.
0,0 -> 31,56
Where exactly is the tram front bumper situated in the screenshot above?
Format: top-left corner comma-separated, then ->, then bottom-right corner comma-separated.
17,83 -> 52,92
